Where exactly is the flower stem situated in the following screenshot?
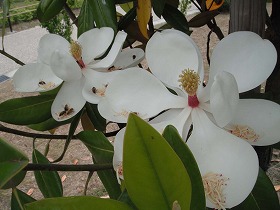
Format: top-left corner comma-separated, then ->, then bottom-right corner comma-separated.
0,49 -> 25,66
23,163 -> 113,171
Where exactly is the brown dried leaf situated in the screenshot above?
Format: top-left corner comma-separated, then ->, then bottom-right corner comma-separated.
275,185 -> 280,192
61,175 -> 67,182
73,159 -> 79,165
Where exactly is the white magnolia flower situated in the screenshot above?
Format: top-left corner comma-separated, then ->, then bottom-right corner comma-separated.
98,29 -> 278,209
13,27 -> 144,121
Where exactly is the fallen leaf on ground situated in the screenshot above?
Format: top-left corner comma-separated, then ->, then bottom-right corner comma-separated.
274,185 -> 280,192
72,159 -> 79,165
61,175 -> 67,182
27,188 -> 34,196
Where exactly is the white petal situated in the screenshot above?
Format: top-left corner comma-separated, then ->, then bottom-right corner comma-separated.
226,99 -> 280,146
151,107 -> 192,140
113,48 -> 145,69
13,63 -> 62,92
209,31 -> 277,93
38,34 -> 69,65
78,27 -> 114,64
146,29 -> 203,88
210,71 -> 239,127
89,31 -> 127,69
82,70 -> 120,104
51,79 -> 86,121
50,50 -> 82,81
98,67 -> 188,123
188,109 -> 259,209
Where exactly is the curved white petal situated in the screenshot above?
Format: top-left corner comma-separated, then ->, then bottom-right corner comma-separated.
113,48 -> 145,69
210,71 -> 239,127
89,31 -> 127,69
50,50 -> 82,81
98,67 -> 188,123
78,27 -> 114,64
13,63 -> 62,92
209,31 -> 277,93
38,34 -> 69,65
146,29 -> 202,88
151,107 -> 192,140
187,109 -> 259,209
82,70 -> 120,104
51,79 -> 86,121
226,99 -> 280,146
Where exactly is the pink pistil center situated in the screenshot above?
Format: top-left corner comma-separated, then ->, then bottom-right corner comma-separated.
188,94 -> 199,108
76,59 -> 86,69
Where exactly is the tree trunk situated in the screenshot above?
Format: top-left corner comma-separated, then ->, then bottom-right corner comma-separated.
229,0 -> 272,171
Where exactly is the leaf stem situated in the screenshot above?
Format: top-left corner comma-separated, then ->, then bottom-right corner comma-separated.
63,3 -> 78,27
0,49 -> 25,66
23,163 -> 113,171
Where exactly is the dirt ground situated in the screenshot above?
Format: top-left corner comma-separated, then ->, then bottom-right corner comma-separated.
0,6 -> 280,209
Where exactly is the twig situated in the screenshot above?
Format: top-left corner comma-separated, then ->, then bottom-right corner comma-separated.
0,49 -> 25,66
23,163 -> 113,171
0,123 -> 119,139
63,3 -> 78,27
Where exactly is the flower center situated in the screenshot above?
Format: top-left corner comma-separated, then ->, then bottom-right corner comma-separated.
70,41 -> 86,69
226,124 -> 259,143
91,84 -> 108,97
202,172 -> 229,210
38,80 -> 55,90
178,69 -> 200,108
56,104 -> 75,120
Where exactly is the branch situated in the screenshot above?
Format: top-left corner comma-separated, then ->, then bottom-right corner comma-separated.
0,123 -> 119,139
0,49 -> 25,66
63,3 -> 78,27
23,163 -> 113,171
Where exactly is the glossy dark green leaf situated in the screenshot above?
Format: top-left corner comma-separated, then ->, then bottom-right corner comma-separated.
0,138 -> 28,189
231,193 -> 260,210
163,125 -> 206,210
162,3 -> 190,35
118,7 -> 137,31
124,114 -> 191,210
54,109 -> 84,162
28,117 -> 72,132
88,0 -> 118,33
32,149 -> 63,198
118,189 -> 137,209
85,103 -> 106,132
1,171 -> 26,189
115,0 -> 134,3
152,0 -> 166,17
78,0 -> 95,37
271,142 -> 280,150
188,10 -> 220,28
77,131 -> 121,199
0,95 -> 54,125
37,0 -> 66,22
24,196 -> 133,210
11,188 -> 36,210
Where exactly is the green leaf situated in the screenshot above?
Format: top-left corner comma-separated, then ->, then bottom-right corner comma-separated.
1,171 -> 26,189
118,189 -> 137,209
24,196 -> 133,210
54,109 -> 84,162
78,0 -> 95,37
163,125 -> 206,210
28,117 -> 72,132
1,0 -> 10,47
0,137 -> 28,189
32,149 -> 63,198
162,3 -> 190,35
88,0 -> 118,33
231,193 -> 260,210
37,0 -> 66,22
0,95 -> 54,125
77,131 -> 121,199
118,7 -> 137,31
271,142 -> 280,150
123,114 -> 192,210
152,0 -> 167,17
188,10 -> 220,28
11,188 -> 36,210
85,103 -> 106,132
119,2 -> 134,12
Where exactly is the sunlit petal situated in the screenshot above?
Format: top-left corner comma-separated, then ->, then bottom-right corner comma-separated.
98,67 -> 188,123
209,31 -> 277,93
113,48 -> 145,69
13,63 -> 62,92
146,29 -> 202,89
82,70 -> 120,104
50,50 -> 82,81
78,27 -> 114,64
51,79 -> 86,121
210,71 -> 239,127
89,31 -> 127,69
188,109 -> 259,209
38,34 -> 69,65
225,99 -> 280,146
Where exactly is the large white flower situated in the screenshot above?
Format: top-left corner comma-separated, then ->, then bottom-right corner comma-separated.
13,27 -> 144,121
98,29 -> 278,209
